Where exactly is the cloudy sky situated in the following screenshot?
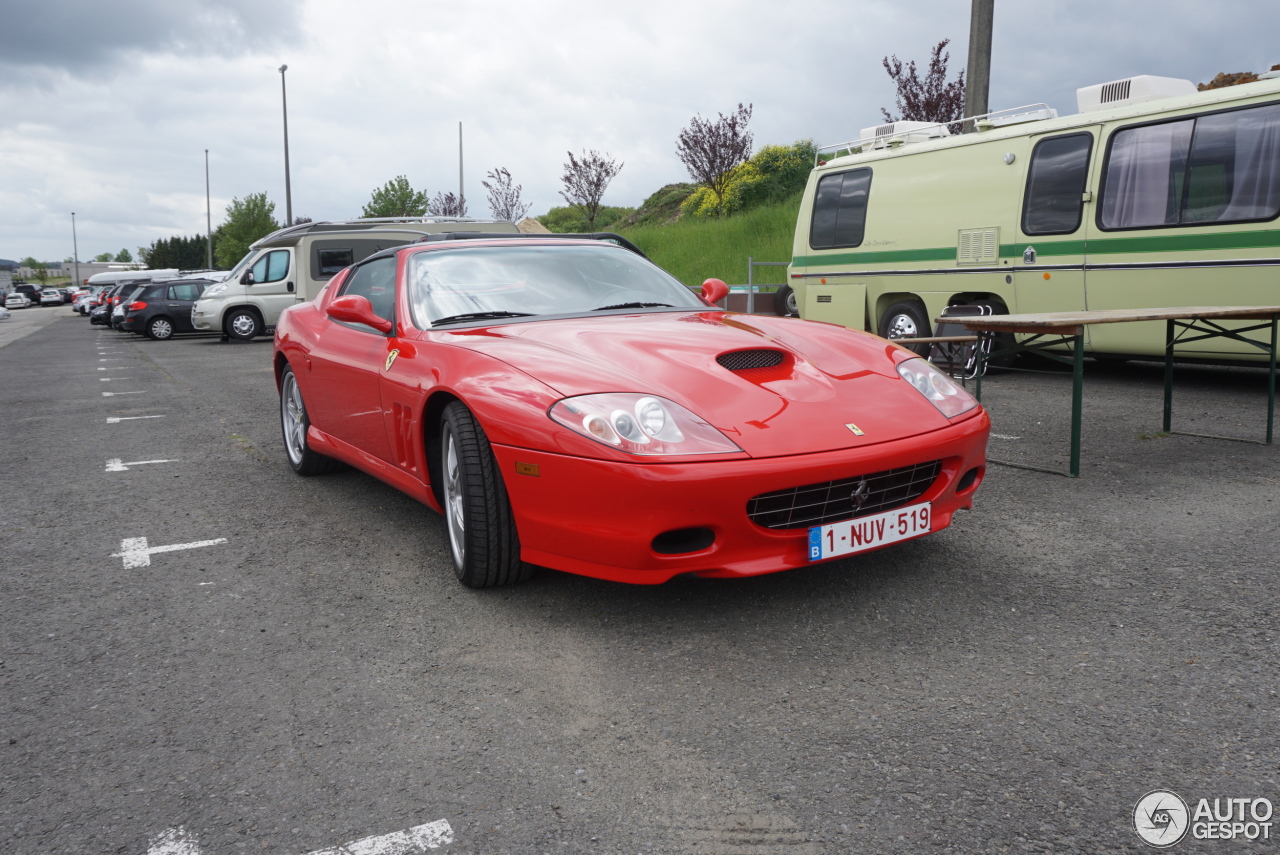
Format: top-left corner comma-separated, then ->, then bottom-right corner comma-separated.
3,0 -> 1278,263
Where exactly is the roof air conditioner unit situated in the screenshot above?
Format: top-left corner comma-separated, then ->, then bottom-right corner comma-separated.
1077,75 -> 1197,113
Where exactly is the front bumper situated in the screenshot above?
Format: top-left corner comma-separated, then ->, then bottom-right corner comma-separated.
493,411 -> 989,584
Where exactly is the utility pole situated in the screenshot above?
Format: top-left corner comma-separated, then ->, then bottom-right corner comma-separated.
963,0 -> 994,131
205,150 -> 213,269
71,212 -> 80,287
458,121 -> 464,216
279,65 -> 293,224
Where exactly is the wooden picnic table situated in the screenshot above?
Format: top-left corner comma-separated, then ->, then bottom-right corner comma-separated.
936,306 -> 1280,477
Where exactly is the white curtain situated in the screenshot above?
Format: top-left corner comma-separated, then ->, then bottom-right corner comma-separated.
1101,121 -> 1192,228
1220,104 -> 1280,220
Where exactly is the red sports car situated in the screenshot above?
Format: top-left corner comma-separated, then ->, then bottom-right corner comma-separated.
273,234 -> 989,587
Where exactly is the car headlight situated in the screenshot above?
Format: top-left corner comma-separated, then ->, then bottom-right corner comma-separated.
549,393 -> 742,456
896,358 -> 979,418
202,283 -> 228,298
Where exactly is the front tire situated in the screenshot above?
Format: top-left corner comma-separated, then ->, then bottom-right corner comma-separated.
879,299 -> 932,356
280,365 -> 341,475
147,317 -> 174,340
226,309 -> 261,341
439,401 -> 531,588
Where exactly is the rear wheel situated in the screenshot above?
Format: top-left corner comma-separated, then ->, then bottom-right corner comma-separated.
147,317 -> 174,340
440,401 -> 532,588
774,285 -> 798,317
280,365 -> 341,475
879,300 -> 932,356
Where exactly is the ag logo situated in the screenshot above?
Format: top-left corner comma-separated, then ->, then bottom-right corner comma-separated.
1134,790 -> 1189,848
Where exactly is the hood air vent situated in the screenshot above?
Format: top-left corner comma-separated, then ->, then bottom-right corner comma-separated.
718,349 -> 785,371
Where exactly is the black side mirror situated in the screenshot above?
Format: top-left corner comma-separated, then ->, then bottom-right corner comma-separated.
241,270 -> 255,285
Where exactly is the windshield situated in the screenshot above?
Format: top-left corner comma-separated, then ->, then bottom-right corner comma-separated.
407,244 -> 703,327
221,250 -> 256,284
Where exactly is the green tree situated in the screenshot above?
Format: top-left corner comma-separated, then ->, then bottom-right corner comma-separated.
114,248 -> 132,263
361,176 -> 428,218
214,192 -> 279,268
94,252 -> 113,262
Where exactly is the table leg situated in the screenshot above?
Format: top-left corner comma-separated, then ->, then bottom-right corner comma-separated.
1163,319 -> 1175,433
1070,332 -> 1083,478
974,333 -> 987,402
1268,315 -> 1277,445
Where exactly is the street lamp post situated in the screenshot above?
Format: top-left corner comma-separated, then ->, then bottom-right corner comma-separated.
279,64 -> 293,225
205,149 -> 213,269
71,212 -> 80,287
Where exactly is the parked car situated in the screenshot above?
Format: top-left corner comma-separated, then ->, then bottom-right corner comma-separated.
121,277 -> 214,339
0,305 -> 10,321
4,292 -> 31,309
89,304 -> 109,324
12,284 -> 42,305
274,234 -> 990,588
39,289 -> 63,307
111,286 -> 147,330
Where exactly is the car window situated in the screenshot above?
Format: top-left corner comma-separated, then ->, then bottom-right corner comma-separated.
407,243 -> 703,327
167,283 -> 200,301
250,250 -> 290,284
338,256 -> 398,327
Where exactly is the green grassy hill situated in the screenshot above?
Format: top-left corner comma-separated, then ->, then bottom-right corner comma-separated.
619,192 -> 801,288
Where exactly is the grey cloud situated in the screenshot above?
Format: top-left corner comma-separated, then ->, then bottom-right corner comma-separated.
0,0 -> 304,73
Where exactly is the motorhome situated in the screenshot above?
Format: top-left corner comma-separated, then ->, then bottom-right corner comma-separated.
192,217 -> 520,341
789,72 -> 1280,360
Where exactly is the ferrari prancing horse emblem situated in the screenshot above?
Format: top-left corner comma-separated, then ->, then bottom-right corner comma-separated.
845,423 -> 865,436
385,349 -> 400,371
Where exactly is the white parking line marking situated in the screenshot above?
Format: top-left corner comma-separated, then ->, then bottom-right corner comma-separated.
105,458 -> 177,472
99,358 -> 121,361
100,377 -> 133,381
991,434 -> 1022,440
106,415 -> 165,423
102,391 -> 144,396
147,827 -> 201,855
98,366 -> 128,370
112,536 -> 227,569
145,820 -> 454,855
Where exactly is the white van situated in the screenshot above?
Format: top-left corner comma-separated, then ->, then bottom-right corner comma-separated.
192,217 -> 520,341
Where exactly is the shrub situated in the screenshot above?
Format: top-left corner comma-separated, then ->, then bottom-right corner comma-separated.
680,140 -> 816,220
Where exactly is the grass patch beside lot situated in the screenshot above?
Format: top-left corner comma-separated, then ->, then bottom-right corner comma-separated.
620,193 -> 802,288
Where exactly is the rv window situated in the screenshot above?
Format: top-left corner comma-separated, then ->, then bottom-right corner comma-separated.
809,168 -> 872,250
1183,103 -> 1280,223
1023,133 -> 1092,235
1100,102 -> 1280,230
318,248 -> 354,276
250,250 -> 291,284
338,256 -> 397,326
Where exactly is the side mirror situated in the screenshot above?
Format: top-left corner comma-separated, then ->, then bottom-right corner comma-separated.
700,278 -> 729,306
326,294 -> 393,334
240,270 -> 255,285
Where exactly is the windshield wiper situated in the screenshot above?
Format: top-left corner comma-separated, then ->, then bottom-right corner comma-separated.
432,311 -> 536,326
592,302 -> 675,311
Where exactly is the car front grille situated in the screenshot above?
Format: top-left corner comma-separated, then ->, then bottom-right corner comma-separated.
746,460 -> 942,530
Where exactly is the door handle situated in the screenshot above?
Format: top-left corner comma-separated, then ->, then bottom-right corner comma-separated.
286,281 -> 295,293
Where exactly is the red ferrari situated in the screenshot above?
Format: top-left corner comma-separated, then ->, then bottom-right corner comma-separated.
274,234 -> 989,587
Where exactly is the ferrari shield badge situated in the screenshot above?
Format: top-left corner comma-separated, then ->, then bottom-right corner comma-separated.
385,349 -> 400,371
845,423 -> 865,436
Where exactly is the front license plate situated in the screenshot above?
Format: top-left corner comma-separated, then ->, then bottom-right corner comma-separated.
808,502 -> 932,561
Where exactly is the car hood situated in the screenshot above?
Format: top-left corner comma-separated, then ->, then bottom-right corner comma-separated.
437,311 -> 957,458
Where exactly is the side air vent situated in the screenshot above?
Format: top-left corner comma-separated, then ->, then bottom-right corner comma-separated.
957,227 -> 999,265
717,349 -> 785,371
1077,76 -> 1196,113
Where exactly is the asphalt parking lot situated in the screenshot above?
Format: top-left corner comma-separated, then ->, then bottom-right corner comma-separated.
2,315 -> 1278,854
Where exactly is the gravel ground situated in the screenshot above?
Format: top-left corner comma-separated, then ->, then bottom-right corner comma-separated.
1,316 -> 1277,854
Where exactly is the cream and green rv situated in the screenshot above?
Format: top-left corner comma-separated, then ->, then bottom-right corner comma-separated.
789,73 -> 1280,360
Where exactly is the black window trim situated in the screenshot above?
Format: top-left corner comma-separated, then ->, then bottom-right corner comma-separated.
1095,97 -> 1280,233
1021,131 -> 1095,237
808,167 -> 874,251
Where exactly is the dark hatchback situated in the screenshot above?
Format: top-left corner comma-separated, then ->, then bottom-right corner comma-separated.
121,279 -> 215,339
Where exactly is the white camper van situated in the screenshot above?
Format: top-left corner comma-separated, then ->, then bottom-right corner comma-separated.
192,217 -> 520,341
